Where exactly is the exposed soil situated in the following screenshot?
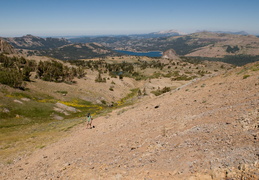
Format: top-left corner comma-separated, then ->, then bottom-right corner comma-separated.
0,63 -> 258,179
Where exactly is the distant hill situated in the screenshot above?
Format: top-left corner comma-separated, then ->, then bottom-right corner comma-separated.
69,36 -> 131,44
145,29 -> 186,37
4,34 -> 70,50
0,38 -> 16,54
40,42 -> 121,60
129,29 -> 186,39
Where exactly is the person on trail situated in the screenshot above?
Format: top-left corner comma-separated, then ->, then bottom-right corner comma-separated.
86,113 -> 93,129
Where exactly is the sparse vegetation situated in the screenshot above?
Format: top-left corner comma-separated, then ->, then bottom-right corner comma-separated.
226,45 -> 240,53
95,72 -> 106,83
56,90 -> 68,95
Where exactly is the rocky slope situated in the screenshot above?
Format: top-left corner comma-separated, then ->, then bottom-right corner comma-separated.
0,62 -> 258,179
162,49 -> 180,60
0,38 -> 16,54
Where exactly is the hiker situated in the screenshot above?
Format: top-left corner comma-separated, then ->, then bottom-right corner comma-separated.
86,113 -> 93,129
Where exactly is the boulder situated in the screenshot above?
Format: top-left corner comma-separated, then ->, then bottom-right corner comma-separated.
55,102 -> 77,113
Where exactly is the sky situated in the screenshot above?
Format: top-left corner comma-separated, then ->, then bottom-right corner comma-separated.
0,0 -> 259,37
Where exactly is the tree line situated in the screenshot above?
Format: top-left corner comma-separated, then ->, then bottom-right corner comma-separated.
69,59 -> 167,80
36,60 -> 85,82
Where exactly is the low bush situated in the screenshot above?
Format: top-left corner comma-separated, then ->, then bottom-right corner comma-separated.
151,87 -> 171,96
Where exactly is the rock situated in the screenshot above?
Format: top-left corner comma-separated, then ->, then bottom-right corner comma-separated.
52,114 -> 64,120
53,107 -> 70,115
2,108 -> 10,113
55,102 -> 77,113
96,99 -> 102,104
14,99 -> 23,104
21,98 -> 30,102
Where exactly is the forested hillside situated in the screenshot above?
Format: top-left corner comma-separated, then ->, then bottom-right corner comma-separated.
0,54 -> 84,89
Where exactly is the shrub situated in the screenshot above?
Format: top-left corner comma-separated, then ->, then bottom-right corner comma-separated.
101,100 -> 107,105
151,87 -> 171,96
243,74 -> 250,79
95,72 -> 106,83
172,74 -> 192,81
226,45 -> 239,53
0,69 -> 24,89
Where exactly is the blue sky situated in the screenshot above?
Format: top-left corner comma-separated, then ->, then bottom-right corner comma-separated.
0,0 -> 259,37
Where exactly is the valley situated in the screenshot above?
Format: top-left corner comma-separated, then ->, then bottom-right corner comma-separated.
0,31 -> 258,179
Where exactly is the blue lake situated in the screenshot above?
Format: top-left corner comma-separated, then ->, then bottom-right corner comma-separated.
116,50 -> 162,57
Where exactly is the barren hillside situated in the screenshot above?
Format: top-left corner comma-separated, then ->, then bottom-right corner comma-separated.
0,38 -> 16,54
0,62 -> 258,179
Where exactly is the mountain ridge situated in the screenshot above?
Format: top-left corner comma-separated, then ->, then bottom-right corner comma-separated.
40,42 -> 120,60
3,35 -> 70,50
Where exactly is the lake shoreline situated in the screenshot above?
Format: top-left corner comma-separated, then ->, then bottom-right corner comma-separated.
115,50 -> 163,57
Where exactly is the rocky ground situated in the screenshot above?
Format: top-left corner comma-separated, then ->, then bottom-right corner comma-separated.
0,62 -> 258,180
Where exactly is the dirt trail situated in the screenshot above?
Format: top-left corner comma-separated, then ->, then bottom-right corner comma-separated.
0,64 -> 258,180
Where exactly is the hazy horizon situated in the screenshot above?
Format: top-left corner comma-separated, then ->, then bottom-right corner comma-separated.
1,0 -> 259,37
2,29 -> 256,39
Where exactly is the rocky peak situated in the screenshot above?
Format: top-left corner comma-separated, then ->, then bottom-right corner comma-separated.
162,49 -> 180,60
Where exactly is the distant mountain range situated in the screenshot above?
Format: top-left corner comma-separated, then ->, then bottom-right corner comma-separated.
1,30 -> 259,65
197,30 -> 249,36
128,29 -> 186,39
68,29 -> 251,40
